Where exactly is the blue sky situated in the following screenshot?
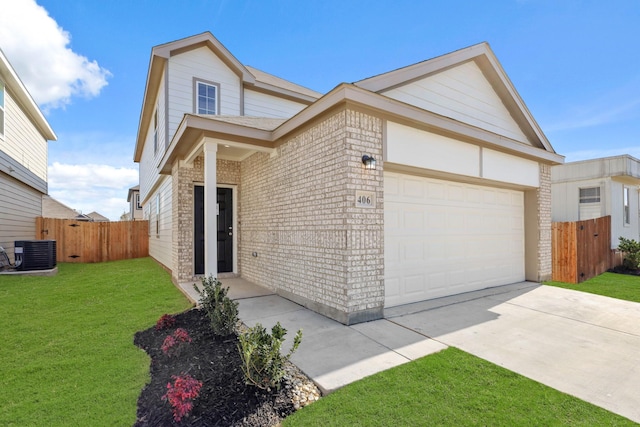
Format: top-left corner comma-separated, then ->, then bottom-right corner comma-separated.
1,0 -> 639,219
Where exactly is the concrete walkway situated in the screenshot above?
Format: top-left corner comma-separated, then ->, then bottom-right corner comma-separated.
179,278 -> 640,423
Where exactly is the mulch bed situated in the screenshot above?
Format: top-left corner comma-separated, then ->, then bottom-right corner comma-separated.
608,266 -> 640,276
133,309 -> 296,426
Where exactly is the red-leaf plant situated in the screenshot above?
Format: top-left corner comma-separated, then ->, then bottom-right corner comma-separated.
162,373 -> 203,422
155,314 -> 176,331
161,328 -> 192,357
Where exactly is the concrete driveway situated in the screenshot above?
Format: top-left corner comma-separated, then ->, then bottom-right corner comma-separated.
211,279 -> 640,423
386,282 -> 640,423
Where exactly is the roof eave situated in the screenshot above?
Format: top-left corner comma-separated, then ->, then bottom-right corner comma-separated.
0,49 -> 56,141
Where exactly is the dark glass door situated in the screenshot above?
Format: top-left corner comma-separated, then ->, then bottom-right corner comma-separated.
217,188 -> 233,273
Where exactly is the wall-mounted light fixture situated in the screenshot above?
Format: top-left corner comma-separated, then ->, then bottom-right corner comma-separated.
362,155 -> 376,170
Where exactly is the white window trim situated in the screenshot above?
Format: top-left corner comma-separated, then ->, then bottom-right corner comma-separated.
579,186 -> 600,204
623,186 -> 631,226
155,193 -> 160,235
193,78 -> 220,115
0,80 -> 5,139
153,108 -> 158,155
135,193 -> 142,210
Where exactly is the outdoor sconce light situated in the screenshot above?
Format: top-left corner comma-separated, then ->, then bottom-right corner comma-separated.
362,155 -> 376,170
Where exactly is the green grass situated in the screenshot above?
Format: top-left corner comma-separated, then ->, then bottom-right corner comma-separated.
546,272 -> 640,303
0,258 -> 192,426
284,347 -> 635,427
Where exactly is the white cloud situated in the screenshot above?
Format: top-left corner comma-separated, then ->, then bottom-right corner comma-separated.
0,0 -> 111,109
48,163 -> 138,221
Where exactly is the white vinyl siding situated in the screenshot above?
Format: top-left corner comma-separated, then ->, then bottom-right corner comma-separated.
0,80 -> 4,138
382,61 -> 530,144
2,89 -> 48,181
168,46 -> 241,139
147,176 -> 173,268
244,89 -> 308,118
384,172 -> 525,307
0,173 -> 41,260
139,71 -> 166,203
579,187 -> 601,220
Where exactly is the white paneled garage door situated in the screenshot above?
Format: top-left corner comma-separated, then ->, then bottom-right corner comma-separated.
385,172 -> 525,308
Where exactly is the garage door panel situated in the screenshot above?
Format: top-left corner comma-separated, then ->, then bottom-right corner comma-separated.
385,172 -> 525,308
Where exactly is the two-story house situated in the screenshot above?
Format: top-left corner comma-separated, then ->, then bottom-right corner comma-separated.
126,185 -> 143,220
0,48 -> 57,261
134,32 -> 563,325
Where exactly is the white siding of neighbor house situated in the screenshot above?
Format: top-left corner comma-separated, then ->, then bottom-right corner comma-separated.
382,61 -> 530,144
551,178 -> 607,223
0,173 -> 41,260
551,177 -> 640,248
386,121 -> 539,188
147,176 -> 173,269
243,89 -> 308,118
167,46 -> 241,138
2,89 -> 48,181
611,179 -> 640,247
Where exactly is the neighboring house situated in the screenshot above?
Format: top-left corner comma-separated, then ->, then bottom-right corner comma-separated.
551,155 -> 640,248
127,185 -> 143,220
0,48 -> 57,261
133,32 -> 563,324
86,211 -> 110,222
42,195 -> 92,221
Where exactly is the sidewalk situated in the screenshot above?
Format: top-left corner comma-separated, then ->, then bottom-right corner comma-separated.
178,277 -> 447,394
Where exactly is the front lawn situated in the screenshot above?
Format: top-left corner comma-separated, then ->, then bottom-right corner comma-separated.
283,347 -> 635,426
0,258 -> 192,426
546,272 -> 640,303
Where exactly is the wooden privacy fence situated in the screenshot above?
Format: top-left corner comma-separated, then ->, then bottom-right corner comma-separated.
551,215 -> 614,283
36,217 -> 149,263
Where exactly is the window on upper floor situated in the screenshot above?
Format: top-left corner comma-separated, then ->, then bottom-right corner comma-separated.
135,193 -> 141,210
624,186 -> 630,225
195,80 -> 218,115
153,108 -> 158,154
579,187 -> 600,203
578,187 -> 601,221
0,80 -> 5,138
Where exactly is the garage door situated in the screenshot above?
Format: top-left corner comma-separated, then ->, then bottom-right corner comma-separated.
384,172 -> 525,308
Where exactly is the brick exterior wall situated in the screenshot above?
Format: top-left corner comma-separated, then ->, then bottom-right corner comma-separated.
167,108 -> 549,322
240,108 -> 384,324
171,157 -> 240,283
537,163 -> 552,281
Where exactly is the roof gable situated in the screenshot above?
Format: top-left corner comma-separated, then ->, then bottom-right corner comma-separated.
355,42 -> 554,152
134,32 -> 320,162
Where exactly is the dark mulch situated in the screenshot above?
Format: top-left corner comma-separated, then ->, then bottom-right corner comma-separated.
134,309 -> 295,426
608,266 -> 640,276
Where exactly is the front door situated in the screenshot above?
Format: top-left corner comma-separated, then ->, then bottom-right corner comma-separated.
217,187 -> 233,273
194,186 -> 234,275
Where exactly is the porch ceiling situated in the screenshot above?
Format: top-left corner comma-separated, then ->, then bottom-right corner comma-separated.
159,115 -> 282,173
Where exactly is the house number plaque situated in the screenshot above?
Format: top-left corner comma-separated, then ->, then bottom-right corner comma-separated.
355,190 -> 376,208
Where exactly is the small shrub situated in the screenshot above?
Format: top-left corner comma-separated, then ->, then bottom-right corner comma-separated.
162,373 -> 203,422
155,314 -> 176,331
161,328 -> 192,357
618,237 -> 640,270
194,275 -> 239,336
238,322 -> 302,390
